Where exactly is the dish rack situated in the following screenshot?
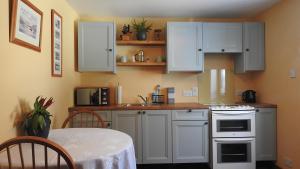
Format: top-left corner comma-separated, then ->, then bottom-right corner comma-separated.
151,94 -> 164,104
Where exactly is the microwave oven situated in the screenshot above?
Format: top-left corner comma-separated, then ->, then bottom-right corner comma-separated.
75,87 -> 110,106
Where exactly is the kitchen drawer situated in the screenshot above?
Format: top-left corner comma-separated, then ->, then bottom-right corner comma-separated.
172,109 -> 208,121
71,110 -> 112,121
94,111 -> 112,121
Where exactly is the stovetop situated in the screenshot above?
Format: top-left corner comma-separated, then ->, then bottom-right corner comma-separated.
209,104 -> 255,111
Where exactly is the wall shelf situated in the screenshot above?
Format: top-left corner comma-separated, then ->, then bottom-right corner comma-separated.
117,62 -> 166,67
116,40 -> 166,46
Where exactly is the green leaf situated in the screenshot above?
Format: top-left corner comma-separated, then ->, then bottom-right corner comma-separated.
31,115 -> 39,132
37,116 -> 46,129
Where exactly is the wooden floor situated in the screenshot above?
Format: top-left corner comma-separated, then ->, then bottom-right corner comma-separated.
137,162 -> 279,169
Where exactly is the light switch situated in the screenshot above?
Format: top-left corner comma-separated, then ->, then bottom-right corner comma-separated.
289,68 -> 296,78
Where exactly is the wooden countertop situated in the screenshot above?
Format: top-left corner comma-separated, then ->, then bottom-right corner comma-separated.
69,103 -> 209,112
69,102 -> 277,112
236,102 -> 277,108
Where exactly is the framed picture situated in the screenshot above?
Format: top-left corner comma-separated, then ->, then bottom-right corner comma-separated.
10,0 -> 43,52
51,9 -> 62,77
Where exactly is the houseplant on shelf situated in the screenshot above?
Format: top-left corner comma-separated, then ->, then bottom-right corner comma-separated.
132,18 -> 152,40
23,96 -> 54,138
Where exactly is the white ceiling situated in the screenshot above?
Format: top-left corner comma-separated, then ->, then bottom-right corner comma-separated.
66,0 -> 280,18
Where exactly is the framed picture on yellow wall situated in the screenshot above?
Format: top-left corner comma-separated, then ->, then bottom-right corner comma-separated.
10,0 -> 43,52
51,9 -> 62,77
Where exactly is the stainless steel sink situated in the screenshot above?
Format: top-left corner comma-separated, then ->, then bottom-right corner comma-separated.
122,103 -> 146,107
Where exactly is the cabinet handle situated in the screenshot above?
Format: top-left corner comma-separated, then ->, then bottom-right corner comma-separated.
143,111 -> 146,115
107,123 -> 111,127
138,111 -> 141,114
198,49 -> 202,52
188,109 -> 192,113
221,49 -> 225,52
108,49 -> 113,52
256,109 -> 259,112
246,48 -> 250,52
204,122 -> 208,125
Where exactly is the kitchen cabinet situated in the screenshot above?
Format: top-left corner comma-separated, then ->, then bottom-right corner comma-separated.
78,22 -> 116,72
172,109 -> 209,163
112,110 -> 172,164
235,22 -> 265,73
167,22 -> 204,72
142,110 -> 172,164
255,108 -> 277,161
112,111 -> 142,164
203,22 -> 243,53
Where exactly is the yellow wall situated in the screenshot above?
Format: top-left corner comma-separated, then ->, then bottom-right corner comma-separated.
0,0 -> 80,141
255,1 -> 300,168
79,17 -> 256,104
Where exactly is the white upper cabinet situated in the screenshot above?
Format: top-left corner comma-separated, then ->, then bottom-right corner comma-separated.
203,22 -> 243,53
235,22 -> 265,73
78,22 -> 116,72
167,22 -> 204,72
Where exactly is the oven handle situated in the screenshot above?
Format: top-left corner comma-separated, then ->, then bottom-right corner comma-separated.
212,112 -> 254,115
214,138 -> 255,142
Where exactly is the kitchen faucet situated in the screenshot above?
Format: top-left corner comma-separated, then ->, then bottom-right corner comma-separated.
138,95 -> 148,105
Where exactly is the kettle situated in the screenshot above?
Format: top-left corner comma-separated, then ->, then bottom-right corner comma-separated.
135,50 -> 144,62
242,90 -> 256,103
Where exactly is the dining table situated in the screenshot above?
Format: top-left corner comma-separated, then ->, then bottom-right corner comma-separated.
0,128 -> 137,169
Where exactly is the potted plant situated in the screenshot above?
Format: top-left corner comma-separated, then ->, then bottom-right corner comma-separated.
23,96 -> 54,138
132,18 -> 152,40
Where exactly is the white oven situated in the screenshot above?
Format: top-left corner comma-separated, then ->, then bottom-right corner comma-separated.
212,109 -> 255,138
210,105 -> 256,169
212,138 -> 256,169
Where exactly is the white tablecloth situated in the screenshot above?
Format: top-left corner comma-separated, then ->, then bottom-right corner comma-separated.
49,128 -> 136,169
0,128 -> 136,169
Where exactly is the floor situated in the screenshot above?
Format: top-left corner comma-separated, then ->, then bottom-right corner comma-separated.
137,162 -> 279,169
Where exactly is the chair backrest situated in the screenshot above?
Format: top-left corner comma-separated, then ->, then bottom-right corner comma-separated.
0,136 -> 76,169
61,111 -> 106,128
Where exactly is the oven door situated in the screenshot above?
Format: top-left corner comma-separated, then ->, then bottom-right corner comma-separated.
212,111 -> 255,138
212,138 -> 255,169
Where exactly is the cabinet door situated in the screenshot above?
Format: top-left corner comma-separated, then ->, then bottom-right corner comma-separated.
256,108 -> 277,161
172,121 -> 209,163
167,22 -> 204,72
203,22 -> 243,53
142,110 -> 172,164
235,22 -> 265,73
112,111 -> 142,164
78,22 -> 115,72
244,22 -> 265,71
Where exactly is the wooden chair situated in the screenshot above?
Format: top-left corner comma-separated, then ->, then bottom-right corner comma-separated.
61,111 -> 106,128
0,136 -> 76,169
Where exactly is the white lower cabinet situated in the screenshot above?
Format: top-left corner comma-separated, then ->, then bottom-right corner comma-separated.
172,121 -> 209,163
142,110 -> 172,164
255,108 -> 277,161
112,110 -> 172,164
112,111 -> 142,164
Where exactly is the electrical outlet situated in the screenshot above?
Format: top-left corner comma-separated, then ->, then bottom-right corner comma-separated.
192,87 -> 198,96
183,90 -> 193,97
284,157 -> 293,168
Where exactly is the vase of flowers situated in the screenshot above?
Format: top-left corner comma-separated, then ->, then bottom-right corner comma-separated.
23,96 -> 54,138
132,18 -> 152,41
